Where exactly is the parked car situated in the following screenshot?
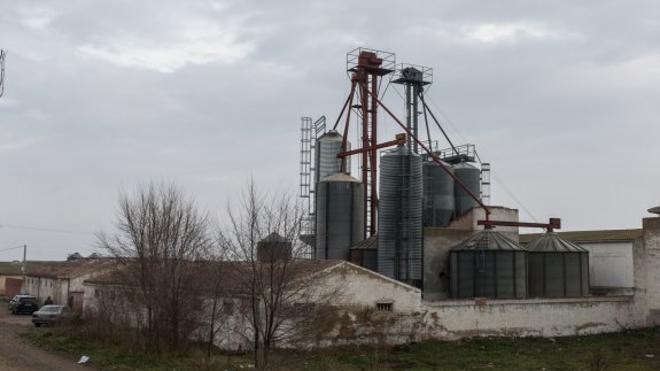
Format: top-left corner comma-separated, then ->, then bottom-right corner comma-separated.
32,305 -> 74,327
11,296 -> 39,315
8,294 -> 36,310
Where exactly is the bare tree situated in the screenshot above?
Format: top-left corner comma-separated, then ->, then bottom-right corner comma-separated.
219,180 -> 342,369
98,182 -> 214,353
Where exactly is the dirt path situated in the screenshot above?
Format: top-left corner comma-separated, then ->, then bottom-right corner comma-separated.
0,309 -> 96,371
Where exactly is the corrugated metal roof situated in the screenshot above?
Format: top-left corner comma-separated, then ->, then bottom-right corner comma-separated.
526,232 -> 587,252
450,230 -> 525,251
0,261 -> 70,276
319,173 -> 361,183
24,258 -> 116,279
350,234 -> 377,250
520,229 -> 642,244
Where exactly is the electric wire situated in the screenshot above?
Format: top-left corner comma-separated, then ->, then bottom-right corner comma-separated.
422,92 -> 539,221
0,224 -> 93,235
0,244 -> 24,253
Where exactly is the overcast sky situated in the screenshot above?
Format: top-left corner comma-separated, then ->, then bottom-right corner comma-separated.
0,0 -> 658,260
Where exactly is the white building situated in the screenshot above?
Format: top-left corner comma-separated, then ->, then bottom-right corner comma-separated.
23,258 -> 115,311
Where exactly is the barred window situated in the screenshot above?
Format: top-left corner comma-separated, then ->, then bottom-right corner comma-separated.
376,302 -> 393,312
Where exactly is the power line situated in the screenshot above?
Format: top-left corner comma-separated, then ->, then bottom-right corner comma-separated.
0,224 -> 93,236
0,244 -> 24,253
420,92 -> 539,222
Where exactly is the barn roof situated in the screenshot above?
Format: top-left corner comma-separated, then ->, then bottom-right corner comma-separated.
520,229 -> 642,245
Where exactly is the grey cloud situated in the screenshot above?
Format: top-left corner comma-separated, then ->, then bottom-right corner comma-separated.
0,0 -> 658,259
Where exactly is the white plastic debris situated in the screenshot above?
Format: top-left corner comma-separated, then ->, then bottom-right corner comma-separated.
77,355 -> 90,364
645,354 -> 655,359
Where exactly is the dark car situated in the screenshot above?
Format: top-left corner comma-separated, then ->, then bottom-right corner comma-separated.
8,295 -> 36,312
11,297 -> 39,315
32,305 -> 73,327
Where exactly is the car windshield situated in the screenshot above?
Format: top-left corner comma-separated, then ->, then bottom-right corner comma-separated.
20,297 -> 36,302
41,305 -> 62,313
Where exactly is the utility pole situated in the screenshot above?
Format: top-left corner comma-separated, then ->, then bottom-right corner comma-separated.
22,244 -> 27,285
0,49 -> 6,98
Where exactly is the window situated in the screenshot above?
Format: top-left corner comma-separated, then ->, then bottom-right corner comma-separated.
376,302 -> 393,312
223,300 -> 234,315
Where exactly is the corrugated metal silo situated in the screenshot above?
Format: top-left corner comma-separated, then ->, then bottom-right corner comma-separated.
315,131 -> 344,184
527,233 -> 589,297
378,146 -> 423,287
315,173 -> 365,261
449,230 -> 527,299
453,161 -> 481,217
422,159 -> 455,226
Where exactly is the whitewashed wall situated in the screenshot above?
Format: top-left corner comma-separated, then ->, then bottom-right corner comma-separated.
581,242 -> 634,288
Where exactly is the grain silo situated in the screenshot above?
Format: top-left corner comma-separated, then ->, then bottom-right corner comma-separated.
453,161 -> 481,217
378,145 -> 423,287
315,173 -> 365,260
527,233 -> 589,297
449,230 -> 527,299
422,159 -> 455,226
315,131 -> 345,184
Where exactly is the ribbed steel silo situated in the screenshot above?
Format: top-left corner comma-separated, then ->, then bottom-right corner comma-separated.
315,173 -> 365,261
315,131 -> 344,184
527,233 -> 589,298
453,161 -> 481,217
449,230 -> 527,299
378,145 -> 423,287
422,159 -> 455,227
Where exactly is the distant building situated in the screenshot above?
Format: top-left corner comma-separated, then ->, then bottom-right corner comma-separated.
23,258 -> 116,311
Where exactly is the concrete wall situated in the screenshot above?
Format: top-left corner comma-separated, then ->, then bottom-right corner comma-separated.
24,274 -> 97,306
78,215 -> 660,351
581,242 -> 634,288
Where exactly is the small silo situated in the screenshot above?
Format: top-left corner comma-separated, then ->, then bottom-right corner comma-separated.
257,232 -> 292,262
315,173 -> 365,260
315,131 -> 344,184
527,233 -> 589,297
449,230 -> 527,299
422,159 -> 455,227
453,161 -> 481,217
378,145 -> 423,287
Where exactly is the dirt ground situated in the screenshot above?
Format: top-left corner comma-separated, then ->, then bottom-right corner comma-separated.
0,307 -> 95,371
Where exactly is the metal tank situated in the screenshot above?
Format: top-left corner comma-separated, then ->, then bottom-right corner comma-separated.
449,230 -> 527,299
526,233 -> 589,297
257,232 -> 292,262
315,173 -> 365,261
378,145 -> 423,287
422,159 -> 455,226
453,161 -> 481,217
315,131 -> 345,184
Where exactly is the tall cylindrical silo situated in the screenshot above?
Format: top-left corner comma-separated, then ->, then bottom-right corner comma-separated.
453,161 -> 481,217
315,173 -> 365,261
315,131 -> 345,185
378,145 -> 423,287
423,159 -> 455,227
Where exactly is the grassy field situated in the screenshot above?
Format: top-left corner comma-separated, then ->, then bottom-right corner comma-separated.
22,327 -> 660,370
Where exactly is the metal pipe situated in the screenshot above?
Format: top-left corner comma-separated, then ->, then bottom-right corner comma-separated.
418,93 -> 458,156
332,85 -> 356,131
364,88 -> 491,218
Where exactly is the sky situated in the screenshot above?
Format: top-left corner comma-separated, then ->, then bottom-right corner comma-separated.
0,0 -> 659,260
